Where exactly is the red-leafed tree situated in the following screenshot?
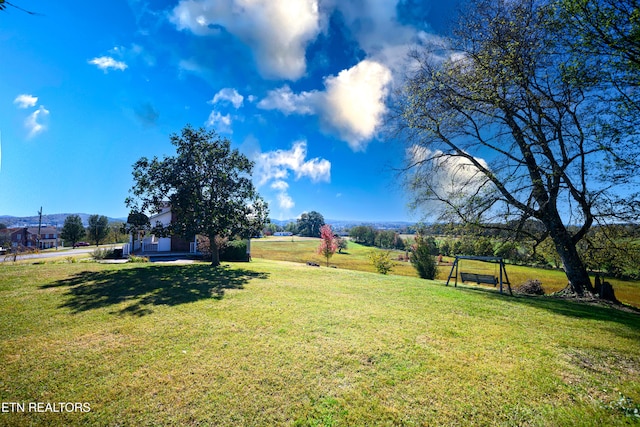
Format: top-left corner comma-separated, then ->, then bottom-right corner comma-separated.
317,224 -> 338,267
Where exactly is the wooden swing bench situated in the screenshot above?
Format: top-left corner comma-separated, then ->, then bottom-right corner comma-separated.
460,272 -> 498,286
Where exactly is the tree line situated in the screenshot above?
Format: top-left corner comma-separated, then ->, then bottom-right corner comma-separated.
60,214 -> 128,248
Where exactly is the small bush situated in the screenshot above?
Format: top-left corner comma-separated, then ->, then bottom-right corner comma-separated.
65,256 -> 76,264
92,248 -> 115,260
515,279 -> 545,295
369,251 -> 394,275
128,255 -> 149,263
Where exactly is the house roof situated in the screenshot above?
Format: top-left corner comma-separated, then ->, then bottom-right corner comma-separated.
8,227 -> 58,235
26,227 -> 58,235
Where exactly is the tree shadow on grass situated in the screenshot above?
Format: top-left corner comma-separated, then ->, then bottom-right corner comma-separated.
41,264 -> 269,316
452,284 -> 640,333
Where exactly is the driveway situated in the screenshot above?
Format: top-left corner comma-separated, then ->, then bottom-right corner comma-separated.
0,246 -> 123,263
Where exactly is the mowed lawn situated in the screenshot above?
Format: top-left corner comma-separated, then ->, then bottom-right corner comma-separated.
252,237 -> 640,308
1,259 -> 639,426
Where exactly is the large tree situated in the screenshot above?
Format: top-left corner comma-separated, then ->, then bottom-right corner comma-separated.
126,125 -> 268,266
557,0 -> 640,218
60,215 -> 85,248
87,214 -> 109,247
296,211 -> 325,237
397,0 -> 639,297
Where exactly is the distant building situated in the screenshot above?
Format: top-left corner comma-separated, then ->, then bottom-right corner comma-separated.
9,226 -> 60,249
274,231 -> 293,236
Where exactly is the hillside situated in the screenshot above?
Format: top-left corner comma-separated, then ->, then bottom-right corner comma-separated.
0,259 -> 638,425
0,214 -> 126,228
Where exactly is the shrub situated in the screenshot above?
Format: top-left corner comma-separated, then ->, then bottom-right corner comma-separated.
410,235 -> 438,279
92,248 -> 115,260
515,279 -> 545,295
220,239 -> 248,262
128,255 -> 149,263
369,251 -> 394,275
197,237 -> 248,262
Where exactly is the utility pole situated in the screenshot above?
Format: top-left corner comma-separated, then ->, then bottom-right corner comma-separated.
37,206 -> 42,250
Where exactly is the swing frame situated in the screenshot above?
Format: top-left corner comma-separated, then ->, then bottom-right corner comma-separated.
446,255 -> 512,295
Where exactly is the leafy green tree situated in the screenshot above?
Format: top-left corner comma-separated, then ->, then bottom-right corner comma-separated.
108,221 -> 127,244
439,239 -> 452,256
375,230 -> 398,249
0,225 -> 10,248
494,241 -> 521,264
397,0 -> 638,297
473,237 -> 494,257
263,223 -> 278,236
284,222 -> 298,234
349,225 -> 377,246
125,211 -> 150,251
536,238 -> 562,268
297,211 -> 324,237
126,125 -> 268,266
87,215 -> 109,247
577,225 -> 640,278
60,215 -> 85,248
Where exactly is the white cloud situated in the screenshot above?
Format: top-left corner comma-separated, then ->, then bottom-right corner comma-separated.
111,43 -> 157,67
206,111 -> 233,133
409,146 -> 491,199
211,88 -> 244,109
25,106 -> 50,138
254,140 -> 330,212
14,94 -> 38,109
257,85 -> 319,115
88,56 -> 128,72
320,59 -> 392,150
255,140 -> 330,185
171,0 -> 321,80
257,60 -> 392,151
270,180 -> 289,191
178,58 -> 204,74
277,192 -> 295,210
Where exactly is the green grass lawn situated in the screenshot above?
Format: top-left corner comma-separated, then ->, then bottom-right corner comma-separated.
252,237 -> 640,309
1,259 -> 639,426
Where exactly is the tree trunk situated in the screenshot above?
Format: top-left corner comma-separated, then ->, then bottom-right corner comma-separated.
210,234 -> 221,267
544,211 -> 594,297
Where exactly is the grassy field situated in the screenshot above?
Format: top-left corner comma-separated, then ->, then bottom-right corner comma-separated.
1,259 -> 639,426
251,237 -> 640,308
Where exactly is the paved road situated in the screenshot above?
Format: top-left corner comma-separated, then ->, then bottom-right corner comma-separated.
0,245 -> 123,263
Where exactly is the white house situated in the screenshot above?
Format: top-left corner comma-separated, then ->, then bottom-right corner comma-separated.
128,203 -> 197,254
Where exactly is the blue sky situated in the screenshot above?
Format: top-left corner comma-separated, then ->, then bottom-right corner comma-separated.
0,0 -> 459,222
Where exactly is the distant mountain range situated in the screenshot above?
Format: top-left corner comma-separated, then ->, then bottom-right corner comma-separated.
0,214 -> 127,228
268,218 -> 416,230
1,214 -> 415,230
